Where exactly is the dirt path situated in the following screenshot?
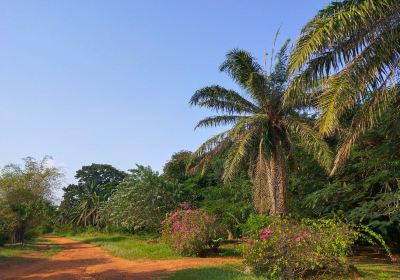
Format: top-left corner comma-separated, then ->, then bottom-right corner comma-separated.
0,236 -> 239,280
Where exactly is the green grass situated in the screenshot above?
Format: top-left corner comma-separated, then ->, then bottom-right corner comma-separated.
357,263 -> 400,280
166,264 -> 263,280
165,263 -> 400,280
68,232 -> 182,260
0,238 -> 62,261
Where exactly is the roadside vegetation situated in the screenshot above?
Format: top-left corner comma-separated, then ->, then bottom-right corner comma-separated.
0,238 -> 61,261
0,0 -> 399,279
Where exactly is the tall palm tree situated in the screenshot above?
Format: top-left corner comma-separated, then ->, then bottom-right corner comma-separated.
189,42 -> 333,214
75,182 -> 101,226
287,0 -> 400,175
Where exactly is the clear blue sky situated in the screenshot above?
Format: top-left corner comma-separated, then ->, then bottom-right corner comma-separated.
0,0 -> 330,187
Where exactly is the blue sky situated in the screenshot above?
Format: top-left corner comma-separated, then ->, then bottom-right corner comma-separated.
0,0 -> 330,188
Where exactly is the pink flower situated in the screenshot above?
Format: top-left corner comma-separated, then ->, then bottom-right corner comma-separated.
261,227 -> 273,234
303,231 -> 311,238
172,212 -> 179,220
186,209 -> 193,214
294,235 -> 302,242
260,233 -> 269,239
173,222 -> 182,230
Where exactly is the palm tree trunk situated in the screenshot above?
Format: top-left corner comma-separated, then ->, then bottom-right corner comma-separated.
254,131 -> 287,215
270,139 -> 287,214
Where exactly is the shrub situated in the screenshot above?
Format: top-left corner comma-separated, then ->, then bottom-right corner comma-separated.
241,214 -> 272,237
162,208 -> 225,256
243,218 -> 358,279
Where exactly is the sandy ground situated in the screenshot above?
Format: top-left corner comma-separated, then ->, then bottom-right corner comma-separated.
0,236 -> 239,280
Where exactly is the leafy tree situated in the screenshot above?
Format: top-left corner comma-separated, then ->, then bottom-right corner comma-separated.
75,163 -> 126,197
189,42 -> 332,214
0,157 -> 62,243
199,172 -> 253,238
287,0 -> 400,174
75,182 -> 103,226
299,111 -> 400,244
163,150 -> 192,183
281,107 -> 400,244
58,163 -> 126,226
58,184 -> 82,224
101,165 -> 181,233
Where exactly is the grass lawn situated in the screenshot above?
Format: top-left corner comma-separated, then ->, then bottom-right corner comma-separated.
166,263 -> 400,280
166,264 -> 263,280
0,237 -> 62,261
67,232 -> 182,260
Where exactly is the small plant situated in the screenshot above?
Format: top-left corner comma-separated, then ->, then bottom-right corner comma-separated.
243,218 -> 359,279
162,208 -> 225,256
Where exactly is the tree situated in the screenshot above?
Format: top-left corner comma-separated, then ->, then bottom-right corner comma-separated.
163,150 -> 192,183
189,42 -> 333,214
75,163 -> 126,196
287,0 -> 400,174
299,109 -> 400,244
58,163 -> 126,226
0,156 -> 62,243
101,165 -> 180,232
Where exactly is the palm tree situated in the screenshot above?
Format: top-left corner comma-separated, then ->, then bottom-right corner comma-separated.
75,182 -> 101,226
189,42 -> 333,214
287,0 -> 400,175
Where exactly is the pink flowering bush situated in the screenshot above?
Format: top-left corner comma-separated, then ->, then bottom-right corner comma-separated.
243,218 -> 359,279
162,208 -> 225,256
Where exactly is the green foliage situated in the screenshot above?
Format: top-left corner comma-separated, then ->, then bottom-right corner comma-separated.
75,163 -> 127,188
100,165 -> 181,233
163,150 -> 192,183
58,163 -> 126,226
167,265 -> 265,280
199,172 -> 253,238
162,209 -> 225,256
0,157 -> 62,243
240,214 -> 272,238
295,113 -> 400,244
243,218 -> 358,279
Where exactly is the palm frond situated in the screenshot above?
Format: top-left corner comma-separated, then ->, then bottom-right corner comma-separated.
288,0 -> 397,75
220,49 -> 269,106
223,127 -> 260,182
331,84 -> 400,175
194,115 -> 244,129
190,85 -> 259,114
283,116 -> 334,172
187,130 -> 232,175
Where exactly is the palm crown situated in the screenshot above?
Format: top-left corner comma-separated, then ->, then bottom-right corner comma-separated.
190,42 -> 333,214
287,0 -> 400,174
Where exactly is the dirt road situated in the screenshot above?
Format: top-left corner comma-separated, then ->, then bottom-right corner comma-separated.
0,236 -> 239,280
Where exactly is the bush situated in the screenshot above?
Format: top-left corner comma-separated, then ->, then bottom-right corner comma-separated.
243,218 -> 358,279
241,214 -> 272,237
162,208 -> 225,256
